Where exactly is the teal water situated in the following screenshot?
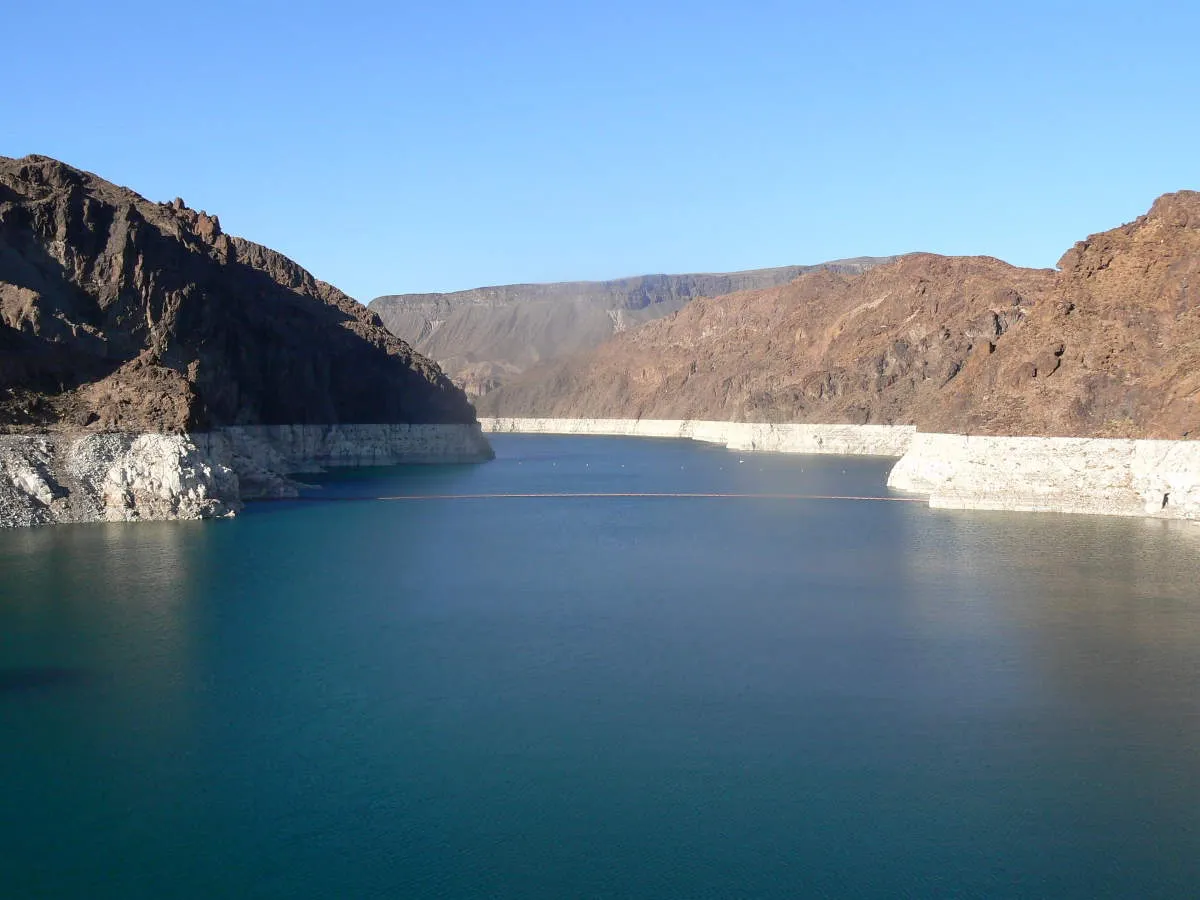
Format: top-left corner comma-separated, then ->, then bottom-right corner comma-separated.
2,434 -> 1200,898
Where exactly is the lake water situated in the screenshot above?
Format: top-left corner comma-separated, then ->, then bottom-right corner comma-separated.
3,434 -> 1200,898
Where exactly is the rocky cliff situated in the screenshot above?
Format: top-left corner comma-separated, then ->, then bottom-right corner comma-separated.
1,154 -> 478,432
478,193 -> 1200,440
934,192 -> 1200,438
0,155 -> 492,526
369,259 -> 894,396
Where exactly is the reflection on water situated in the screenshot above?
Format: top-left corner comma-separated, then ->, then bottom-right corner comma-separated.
897,507 -> 1200,878
1,519 -> 207,673
1,520 -> 209,769
901,510 -> 1200,691
2,435 -> 1199,899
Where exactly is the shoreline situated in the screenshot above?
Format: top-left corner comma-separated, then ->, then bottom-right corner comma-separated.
480,417 -> 1200,521
6,416 -> 1197,524
0,424 -> 493,528
480,417 -> 915,457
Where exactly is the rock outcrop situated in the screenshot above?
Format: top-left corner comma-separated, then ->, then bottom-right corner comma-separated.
478,193 -> 1200,441
0,155 -> 493,526
0,432 -> 238,528
369,259 -> 894,396
933,191 -> 1200,438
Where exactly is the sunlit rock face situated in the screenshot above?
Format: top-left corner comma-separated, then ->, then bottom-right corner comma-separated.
0,433 -> 238,527
371,258 -> 897,398
887,433 -> 1200,519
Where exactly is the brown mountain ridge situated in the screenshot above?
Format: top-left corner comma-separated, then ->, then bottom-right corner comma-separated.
370,258 -> 895,397
478,192 -> 1200,440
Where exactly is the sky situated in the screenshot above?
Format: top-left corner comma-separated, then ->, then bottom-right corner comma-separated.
4,1 -> 1198,302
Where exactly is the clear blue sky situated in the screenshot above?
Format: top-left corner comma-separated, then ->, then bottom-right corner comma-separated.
5,1 -> 1198,301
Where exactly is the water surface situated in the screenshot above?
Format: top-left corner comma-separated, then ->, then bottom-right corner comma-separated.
3,435 -> 1199,898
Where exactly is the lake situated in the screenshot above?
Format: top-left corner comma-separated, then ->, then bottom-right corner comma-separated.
2,434 -> 1199,898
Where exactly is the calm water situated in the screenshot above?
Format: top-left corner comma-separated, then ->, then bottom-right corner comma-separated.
2,435 -> 1200,898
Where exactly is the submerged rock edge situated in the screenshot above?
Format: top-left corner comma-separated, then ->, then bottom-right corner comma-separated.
0,424 -> 494,528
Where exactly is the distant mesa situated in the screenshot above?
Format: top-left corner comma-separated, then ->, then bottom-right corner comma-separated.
369,258 -> 896,398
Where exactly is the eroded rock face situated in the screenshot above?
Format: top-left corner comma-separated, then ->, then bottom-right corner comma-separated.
369,259 -> 896,397
479,193 -> 1200,439
0,433 -> 239,527
477,255 -> 1056,427
938,191 -> 1200,438
0,154 -> 478,432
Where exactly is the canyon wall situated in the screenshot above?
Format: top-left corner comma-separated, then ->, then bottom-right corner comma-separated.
478,192 -> 1200,442
1,154 -> 494,528
371,258 -> 895,397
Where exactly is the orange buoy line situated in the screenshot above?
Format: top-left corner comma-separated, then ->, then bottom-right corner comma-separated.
368,492 -> 924,503
267,492 -> 925,505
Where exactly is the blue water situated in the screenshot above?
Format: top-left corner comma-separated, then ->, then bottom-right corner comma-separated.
2,435 -> 1199,898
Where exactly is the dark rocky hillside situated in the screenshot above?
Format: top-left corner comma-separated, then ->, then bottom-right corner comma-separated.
0,155 -> 477,432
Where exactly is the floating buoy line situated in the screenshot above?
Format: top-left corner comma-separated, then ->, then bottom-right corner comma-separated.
269,492 -> 923,504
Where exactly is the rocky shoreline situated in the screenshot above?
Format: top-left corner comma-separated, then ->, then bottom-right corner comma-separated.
479,417 -> 1200,520
480,417 -> 915,456
0,424 -> 493,528
888,432 -> 1200,520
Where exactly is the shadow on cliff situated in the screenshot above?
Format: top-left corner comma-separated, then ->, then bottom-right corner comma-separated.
0,220 -> 129,418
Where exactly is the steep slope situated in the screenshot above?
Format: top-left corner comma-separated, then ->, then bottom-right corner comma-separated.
0,154 -> 477,433
934,191 -> 1200,437
369,258 -> 893,395
478,192 -> 1200,439
477,255 -> 1054,425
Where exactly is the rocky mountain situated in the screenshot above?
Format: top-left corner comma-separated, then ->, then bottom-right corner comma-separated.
478,193 -> 1200,440
0,154 -> 478,433
369,259 -> 894,396
934,191 -> 1200,438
